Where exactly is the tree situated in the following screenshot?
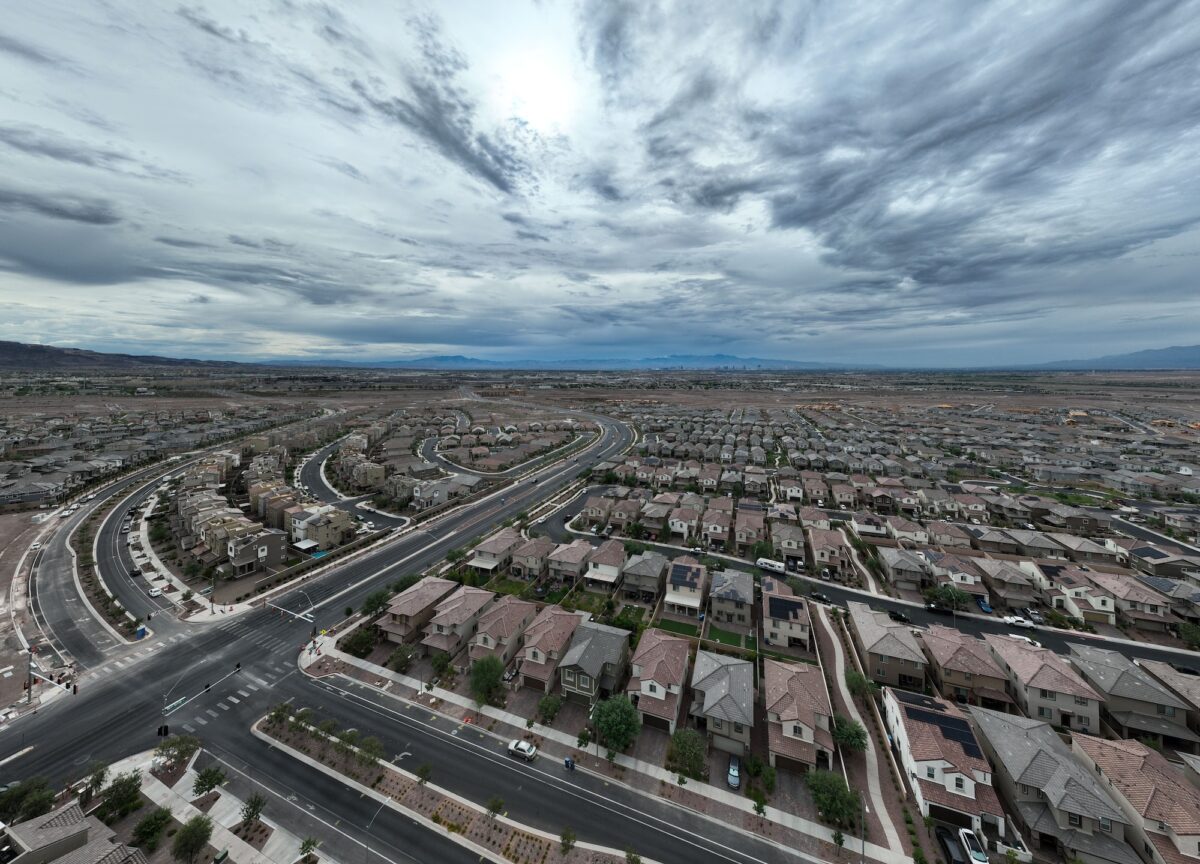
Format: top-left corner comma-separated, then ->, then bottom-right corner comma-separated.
156,735 -> 201,765
98,771 -> 143,822
416,763 -> 432,785
192,766 -> 226,797
341,626 -> 378,658
804,771 -> 860,829
431,652 -> 453,679
832,715 -> 868,752
133,807 -> 172,851
832,829 -> 845,855
486,796 -> 504,819
268,702 -> 290,728
537,694 -> 563,724
926,584 -> 970,611
387,643 -> 418,673
358,735 -> 384,767
469,655 -> 505,707
844,670 -> 877,700
300,838 -> 319,863
240,792 -> 267,826
0,778 -> 55,823
172,815 -> 212,864
577,728 -> 591,749
1180,622 -> 1200,650
594,696 -> 641,753
81,761 -> 109,807
446,548 -> 466,563
361,589 -> 391,617
749,786 -> 767,816
336,729 -> 361,757
290,707 -> 313,734
560,827 -> 576,854
666,728 -> 708,781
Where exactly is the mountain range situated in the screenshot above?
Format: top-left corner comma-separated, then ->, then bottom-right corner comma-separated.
2,340 -> 1199,372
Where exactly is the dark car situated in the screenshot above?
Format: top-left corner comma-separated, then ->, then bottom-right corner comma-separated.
810,590 -> 832,604
935,827 -> 966,864
129,568 -> 140,578
1171,662 -> 1200,676
887,610 -> 911,624
925,602 -> 953,615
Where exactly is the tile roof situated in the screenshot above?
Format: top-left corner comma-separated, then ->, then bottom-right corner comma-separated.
848,601 -> 924,664
983,634 -> 1101,701
1074,735 -> 1200,836
629,628 -> 690,689
710,569 -> 754,604
764,659 -> 830,728
920,625 -> 1005,678
691,650 -> 754,727
1067,643 -> 1187,708
561,620 -> 629,677
474,595 -> 536,642
387,575 -> 457,618
428,586 -> 494,627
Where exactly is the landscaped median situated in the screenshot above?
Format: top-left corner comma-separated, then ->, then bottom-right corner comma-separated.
253,708 -> 646,864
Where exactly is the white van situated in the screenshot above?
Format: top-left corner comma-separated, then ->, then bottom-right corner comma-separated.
756,557 -> 786,574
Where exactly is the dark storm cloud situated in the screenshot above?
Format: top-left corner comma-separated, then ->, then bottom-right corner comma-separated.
0,187 -> 121,224
0,33 -> 65,67
155,236 -> 213,248
579,0 -> 649,94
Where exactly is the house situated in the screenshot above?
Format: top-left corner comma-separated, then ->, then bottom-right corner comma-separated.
582,495 -> 613,527
511,535 -> 555,580
1067,644 -> 1198,754
808,527 -> 849,578
664,555 -> 708,618
919,624 -> 1013,711
878,547 -> 929,592
470,526 -> 524,576
1140,659 -> 1200,741
559,620 -> 631,705
734,511 -> 764,555
468,595 -> 537,667
970,707 -> 1138,864
701,509 -> 731,550
548,539 -> 592,584
975,559 -> 1038,610
1078,570 -> 1173,632
421,586 -> 495,661
585,538 -> 626,590
626,628 -> 690,733
763,659 -> 833,773
771,522 -> 806,570
669,506 -> 701,541
850,512 -> 887,539
984,634 -> 1101,733
925,552 -> 991,603
1,800 -> 146,864
519,606 -> 586,692
927,520 -> 973,548
708,569 -> 754,632
224,528 -> 286,577
1072,736 -> 1200,864
690,650 -> 754,754
380,576 -> 458,644
622,551 -> 668,602
760,576 -> 810,651
847,601 -> 926,690
886,515 -> 928,544
883,689 -> 1007,839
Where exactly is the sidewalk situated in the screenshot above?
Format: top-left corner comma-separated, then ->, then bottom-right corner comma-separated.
108,749 -> 328,864
305,632 -> 910,864
811,605 -> 902,852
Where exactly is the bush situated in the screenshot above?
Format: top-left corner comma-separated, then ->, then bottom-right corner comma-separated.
560,827 -> 576,854
387,643 -> 418,673
431,652 -> 453,679
98,771 -> 143,823
171,815 -> 212,864
537,694 -> 563,724
665,728 -> 707,781
469,656 -> 505,707
133,808 -> 172,851
342,626 -> 379,658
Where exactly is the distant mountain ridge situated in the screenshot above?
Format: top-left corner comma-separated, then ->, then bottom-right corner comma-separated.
1037,344 -> 1200,370
0,340 -> 242,370
361,353 -> 879,370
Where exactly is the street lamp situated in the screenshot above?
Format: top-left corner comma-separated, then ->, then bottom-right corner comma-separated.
364,798 -> 387,864
861,801 -> 869,864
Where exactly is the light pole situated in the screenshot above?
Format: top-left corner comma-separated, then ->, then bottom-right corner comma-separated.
860,801 -> 869,864
363,798 -> 387,864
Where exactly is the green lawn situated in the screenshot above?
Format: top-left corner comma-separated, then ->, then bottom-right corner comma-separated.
707,625 -> 744,647
744,636 -> 758,651
572,591 -> 611,614
539,584 -> 570,605
654,618 -> 699,637
487,578 -> 531,596
612,605 -> 645,631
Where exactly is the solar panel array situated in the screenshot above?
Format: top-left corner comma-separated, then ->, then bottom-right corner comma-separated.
905,705 -> 983,759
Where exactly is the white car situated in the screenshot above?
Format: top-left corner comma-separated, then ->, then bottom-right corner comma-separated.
148,587 -> 163,598
959,829 -> 988,863
507,739 -> 537,761
1002,615 -> 1035,629
30,541 -> 41,551
1007,633 -> 1041,647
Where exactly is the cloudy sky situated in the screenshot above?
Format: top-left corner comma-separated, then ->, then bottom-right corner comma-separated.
2,1 -> 1199,366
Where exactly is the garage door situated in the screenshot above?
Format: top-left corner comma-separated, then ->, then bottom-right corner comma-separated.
929,804 -> 973,829
642,712 -> 671,732
773,755 -> 810,775
1082,610 -> 1109,623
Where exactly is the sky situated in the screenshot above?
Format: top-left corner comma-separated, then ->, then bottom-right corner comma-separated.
1,1 -> 1199,367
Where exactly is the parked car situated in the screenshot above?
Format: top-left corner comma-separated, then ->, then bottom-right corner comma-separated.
507,740 -> 537,761
1022,607 -> 1044,625
925,602 -> 953,615
148,587 -> 163,598
887,610 -> 911,624
810,590 -> 832,605
936,827 -> 966,864
129,568 -> 140,578
975,597 -> 993,614
1002,615 -> 1034,629
958,829 -> 987,863
726,754 -> 741,790
30,542 -> 41,551
502,665 -> 518,682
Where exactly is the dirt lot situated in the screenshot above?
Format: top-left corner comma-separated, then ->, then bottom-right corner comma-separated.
0,512 -> 47,708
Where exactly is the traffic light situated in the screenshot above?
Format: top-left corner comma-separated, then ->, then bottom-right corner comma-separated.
73,684 -> 78,695
205,682 -> 211,692
235,662 -> 241,671
157,724 -> 169,737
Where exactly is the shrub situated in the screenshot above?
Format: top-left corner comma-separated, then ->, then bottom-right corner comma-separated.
538,694 -> 563,724
132,807 -> 172,851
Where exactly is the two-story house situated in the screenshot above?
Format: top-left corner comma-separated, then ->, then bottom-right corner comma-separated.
1078,571 -> 1173,633
690,650 -> 754,754
519,605 -> 586,693
626,628 -> 690,734
847,601 -> 926,690
510,535 -> 556,580
584,539 -> 627,591
970,707 -> 1138,864
547,539 -> 593,584
621,551 -> 668,603
708,569 -> 754,632
878,547 -> 929,592
469,526 -> 524,577
808,528 -> 849,578
734,511 -> 764,556
760,576 -> 810,651
701,509 -> 731,551
669,506 -> 701,542
664,555 -> 708,618
919,624 -> 1013,711
984,634 -> 1101,733
771,522 -> 807,571
975,559 -> 1038,610
468,595 -> 537,667
380,575 -> 458,645
420,586 -> 495,663
884,690 -> 1007,839
1073,735 -> 1200,864
559,620 -> 631,705
1068,644 -> 1198,754
763,659 -> 833,774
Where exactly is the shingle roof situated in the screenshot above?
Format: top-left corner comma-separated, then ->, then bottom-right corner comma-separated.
847,601 -> 924,664
920,625 -> 1005,678
984,634 -> 1101,701
629,628 -> 690,688
1075,736 -> 1200,835
561,620 -> 629,677
1067,643 -> 1187,708
710,569 -> 753,604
